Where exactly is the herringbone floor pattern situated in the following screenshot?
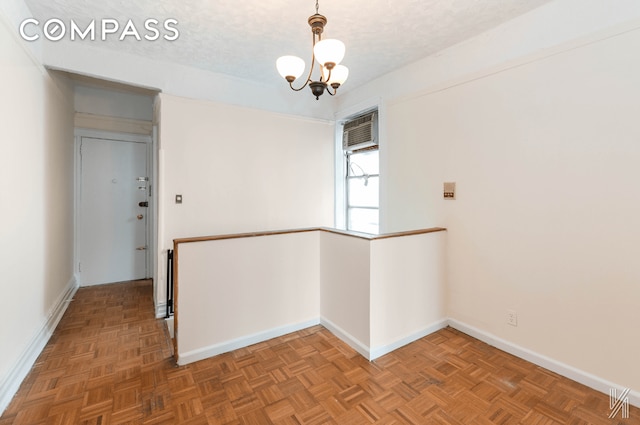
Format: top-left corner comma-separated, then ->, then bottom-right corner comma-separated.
1,280 -> 635,424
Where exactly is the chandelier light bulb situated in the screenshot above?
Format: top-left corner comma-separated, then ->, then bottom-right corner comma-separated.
313,39 -> 345,68
276,56 -> 305,82
326,64 -> 349,87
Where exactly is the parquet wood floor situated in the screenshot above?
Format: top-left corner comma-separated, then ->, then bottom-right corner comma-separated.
1,280 -> 636,424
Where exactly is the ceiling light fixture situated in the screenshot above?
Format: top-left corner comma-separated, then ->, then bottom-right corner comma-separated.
276,0 -> 349,100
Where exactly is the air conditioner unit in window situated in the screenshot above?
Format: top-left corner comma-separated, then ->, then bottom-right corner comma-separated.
342,111 -> 378,151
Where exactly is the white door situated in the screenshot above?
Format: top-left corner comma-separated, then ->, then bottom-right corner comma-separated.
78,136 -> 149,286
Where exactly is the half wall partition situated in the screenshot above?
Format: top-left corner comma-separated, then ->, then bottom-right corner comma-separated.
173,227 -> 446,365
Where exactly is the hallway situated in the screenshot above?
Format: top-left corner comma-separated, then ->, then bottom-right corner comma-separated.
0,280 -> 174,424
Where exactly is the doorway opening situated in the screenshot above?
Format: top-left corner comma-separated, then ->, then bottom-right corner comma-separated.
66,72 -> 160,310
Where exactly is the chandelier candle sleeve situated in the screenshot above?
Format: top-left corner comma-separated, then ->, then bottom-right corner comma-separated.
277,56 -> 305,82
276,0 -> 348,99
326,64 -> 349,88
313,39 -> 345,69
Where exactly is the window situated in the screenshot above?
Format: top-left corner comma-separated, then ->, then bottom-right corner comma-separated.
346,147 -> 379,233
342,110 -> 379,234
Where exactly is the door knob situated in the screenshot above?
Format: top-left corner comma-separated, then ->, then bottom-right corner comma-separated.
137,214 -> 144,220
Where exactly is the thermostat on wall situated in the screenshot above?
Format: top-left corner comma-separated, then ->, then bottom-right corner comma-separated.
443,182 -> 456,200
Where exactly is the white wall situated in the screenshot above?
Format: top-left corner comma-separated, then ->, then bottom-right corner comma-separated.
370,232 -> 446,352
177,232 -> 320,364
0,14 -> 75,413
74,85 -> 153,121
340,0 -> 640,396
158,94 -> 334,309
319,230 -> 449,358
0,0 -> 41,62
73,85 -> 154,136
320,232 -> 371,353
441,27 -> 640,393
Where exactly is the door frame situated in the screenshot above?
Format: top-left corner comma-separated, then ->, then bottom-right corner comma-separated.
74,128 -> 156,287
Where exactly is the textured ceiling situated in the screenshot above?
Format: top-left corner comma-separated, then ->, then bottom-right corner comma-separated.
24,0 -> 554,92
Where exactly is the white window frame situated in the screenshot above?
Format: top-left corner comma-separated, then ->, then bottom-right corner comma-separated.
334,97 -> 384,232
345,146 -> 379,233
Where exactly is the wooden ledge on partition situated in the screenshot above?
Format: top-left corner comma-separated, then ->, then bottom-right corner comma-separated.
173,226 -> 446,246
321,227 -> 447,241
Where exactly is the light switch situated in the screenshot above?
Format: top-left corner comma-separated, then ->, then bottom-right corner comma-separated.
175,194 -> 183,204
443,182 -> 456,200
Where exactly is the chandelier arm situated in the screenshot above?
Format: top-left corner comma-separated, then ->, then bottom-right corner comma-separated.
288,81 -> 308,92
326,85 -> 337,96
287,32 -> 319,91
322,66 -> 332,83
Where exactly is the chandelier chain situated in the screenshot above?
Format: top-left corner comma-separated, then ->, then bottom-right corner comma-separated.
316,0 -> 319,14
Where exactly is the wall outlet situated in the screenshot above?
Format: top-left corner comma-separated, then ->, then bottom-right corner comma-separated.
507,310 -> 518,327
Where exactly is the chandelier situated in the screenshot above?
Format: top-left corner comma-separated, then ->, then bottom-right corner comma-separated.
276,0 -> 349,100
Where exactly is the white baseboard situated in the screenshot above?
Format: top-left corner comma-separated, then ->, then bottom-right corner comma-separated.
177,318 -> 321,365
447,318 -> 640,409
320,317 -> 371,360
165,316 -> 174,339
319,318 -> 449,361
155,301 -> 168,319
369,319 -> 449,361
0,276 -> 79,415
